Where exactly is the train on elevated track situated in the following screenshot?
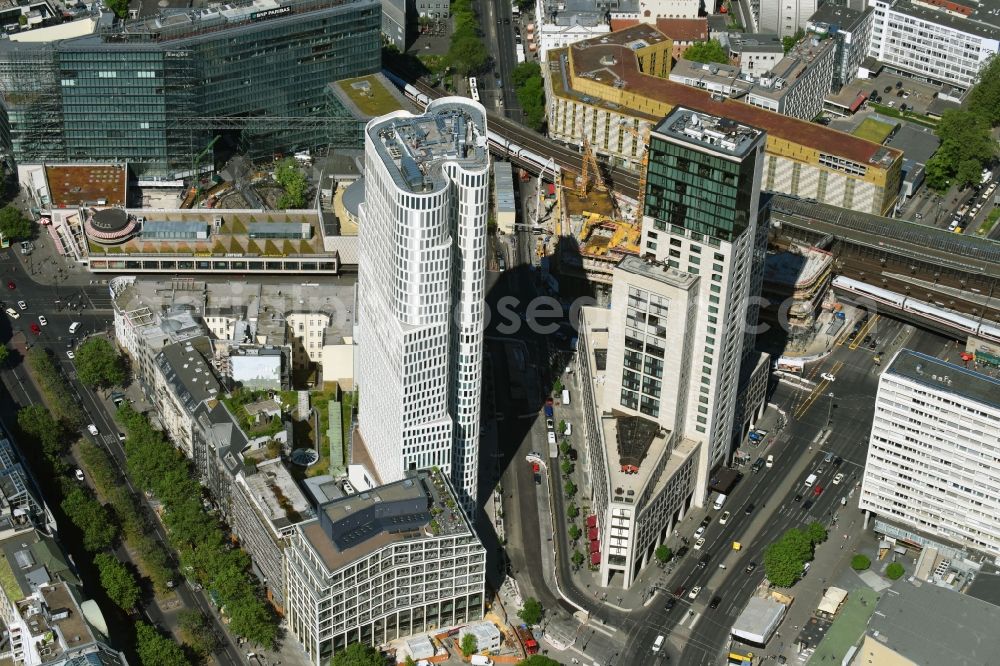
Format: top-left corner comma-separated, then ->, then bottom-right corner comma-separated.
833,276 -> 1000,344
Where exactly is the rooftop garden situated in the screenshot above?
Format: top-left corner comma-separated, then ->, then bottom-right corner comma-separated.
221,388 -> 288,440
337,74 -> 406,117
852,117 -> 896,144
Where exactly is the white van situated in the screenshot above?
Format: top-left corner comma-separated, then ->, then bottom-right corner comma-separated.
804,473 -> 818,488
713,493 -> 728,510
69,321 -> 81,334
561,388 -> 571,405
564,422 -> 572,436
652,635 -> 665,653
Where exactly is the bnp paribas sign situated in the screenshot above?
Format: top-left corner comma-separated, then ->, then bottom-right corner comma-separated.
250,5 -> 291,20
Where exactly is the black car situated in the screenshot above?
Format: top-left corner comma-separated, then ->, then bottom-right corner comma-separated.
883,85 -> 892,93
803,499 -> 814,510
896,80 -> 903,89
568,448 -> 578,461
745,562 -> 757,574
709,596 -> 722,609
700,516 -> 712,528
863,335 -> 873,344
698,554 -> 711,568
665,597 -> 676,611
869,341 -> 878,350
744,503 -> 755,515
793,493 -> 803,502
675,545 -> 689,558
833,456 -> 843,466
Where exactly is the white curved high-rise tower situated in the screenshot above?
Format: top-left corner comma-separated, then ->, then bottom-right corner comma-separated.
356,98 -> 489,511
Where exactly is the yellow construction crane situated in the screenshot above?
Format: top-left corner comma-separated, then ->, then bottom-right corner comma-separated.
618,119 -> 651,207
576,138 -> 607,196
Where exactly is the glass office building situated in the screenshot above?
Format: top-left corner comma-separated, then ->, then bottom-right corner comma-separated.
0,0 -> 381,177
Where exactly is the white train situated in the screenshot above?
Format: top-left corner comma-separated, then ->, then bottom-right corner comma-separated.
832,276 -> 1000,344
400,81 -> 555,175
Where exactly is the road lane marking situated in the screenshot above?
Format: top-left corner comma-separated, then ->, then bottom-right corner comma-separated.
848,314 -> 880,351
793,360 -> 843,419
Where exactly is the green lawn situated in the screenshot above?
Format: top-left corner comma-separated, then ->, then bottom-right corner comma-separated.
807,587 -> 880,665
870,104 -> 937,128
978,207 -> 1000,236
852,118 -> 896,144
336,74 -> 405,117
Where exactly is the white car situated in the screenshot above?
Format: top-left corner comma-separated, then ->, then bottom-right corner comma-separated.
547,431 -> 556,445
821,372 -> 836,382
766,454 -> 774,468
87,424 -> 99,436
688,585 -> 702,600
16,301 -> 26,310
718,511 -> 731,525
67,351 -> 75,360
832,472 -> 845,485
693,537 -> 706,551
694,525 -> 706,539
5,308 -> 18,320
74,469 -> 85,482
38,315 -> 47,326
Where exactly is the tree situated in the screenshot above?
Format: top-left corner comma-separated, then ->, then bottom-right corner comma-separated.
571,550 -> 585,568
968,55 -> 1000,126
61,487 -> 118,552
655,545 -> 672,564
330,642 -> 384,666
460,632 -> 479,657
560,459 -> 573,476
781,29 -> 804,55
519,656 -> 561,666
276,159 -> 308,209
95,553 -> 141,610
518,597 -> 543,625
566,503 -> 579,519
568,524 -> 582,541
763,539 -> 803,587
0,346 -> 9,366
931,109 -> 996,187
683,39 -> 729,65
135,623 -> 191,666
563,480 -> 577,498
18,404 -> 64,458
558,420 -> 567,435
806,521 -> 828,545
851,554 -> 871,571
449,35 -> 489,76
559,440 -> 571,456
886,562 -> 905,580
513,62 -> 547,132
178,610 -> 219,657
75,338 -> 126,388
0,206 -> 33,242
104,0 -> 129,18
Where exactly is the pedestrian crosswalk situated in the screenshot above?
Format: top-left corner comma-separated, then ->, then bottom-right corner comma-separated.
675,610 -> 701,629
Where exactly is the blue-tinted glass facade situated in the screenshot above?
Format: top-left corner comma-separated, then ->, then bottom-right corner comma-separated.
643,137 -> 758,244
0,0 -> 380,176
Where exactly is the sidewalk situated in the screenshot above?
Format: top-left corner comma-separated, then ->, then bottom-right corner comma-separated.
18,219 -> 95,288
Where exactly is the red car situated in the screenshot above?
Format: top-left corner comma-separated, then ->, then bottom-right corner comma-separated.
813,485 -> 824,497
532,463 -> 540,473
29,323 -> 40,335
6,281 -> 14,290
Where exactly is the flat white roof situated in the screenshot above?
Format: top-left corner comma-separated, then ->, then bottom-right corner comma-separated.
10,18 -> 96,42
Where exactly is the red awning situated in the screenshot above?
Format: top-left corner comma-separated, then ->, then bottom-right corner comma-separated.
589,539 -> 600,553
590,552 -> 601,564
586,515 -> 597,528
849,93 -> 868,113
547,183 -> 556,195
588,527 -> 599,540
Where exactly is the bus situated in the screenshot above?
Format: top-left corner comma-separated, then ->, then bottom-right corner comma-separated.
468,77 -> 480,103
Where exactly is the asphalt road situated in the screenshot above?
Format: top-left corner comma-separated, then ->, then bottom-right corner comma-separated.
476,0 -> 521,120
614,320 -> 947,665
0,252 -> 250,665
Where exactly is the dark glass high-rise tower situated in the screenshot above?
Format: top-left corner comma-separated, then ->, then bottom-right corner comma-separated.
0,0 -> 381,177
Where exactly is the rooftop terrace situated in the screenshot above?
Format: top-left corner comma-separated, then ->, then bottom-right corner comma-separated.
330,73 -> 410,119
45,164 -> 127,209
301,469 -> 473,573
654,107 -> 763,158
368,100 -> 488,194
